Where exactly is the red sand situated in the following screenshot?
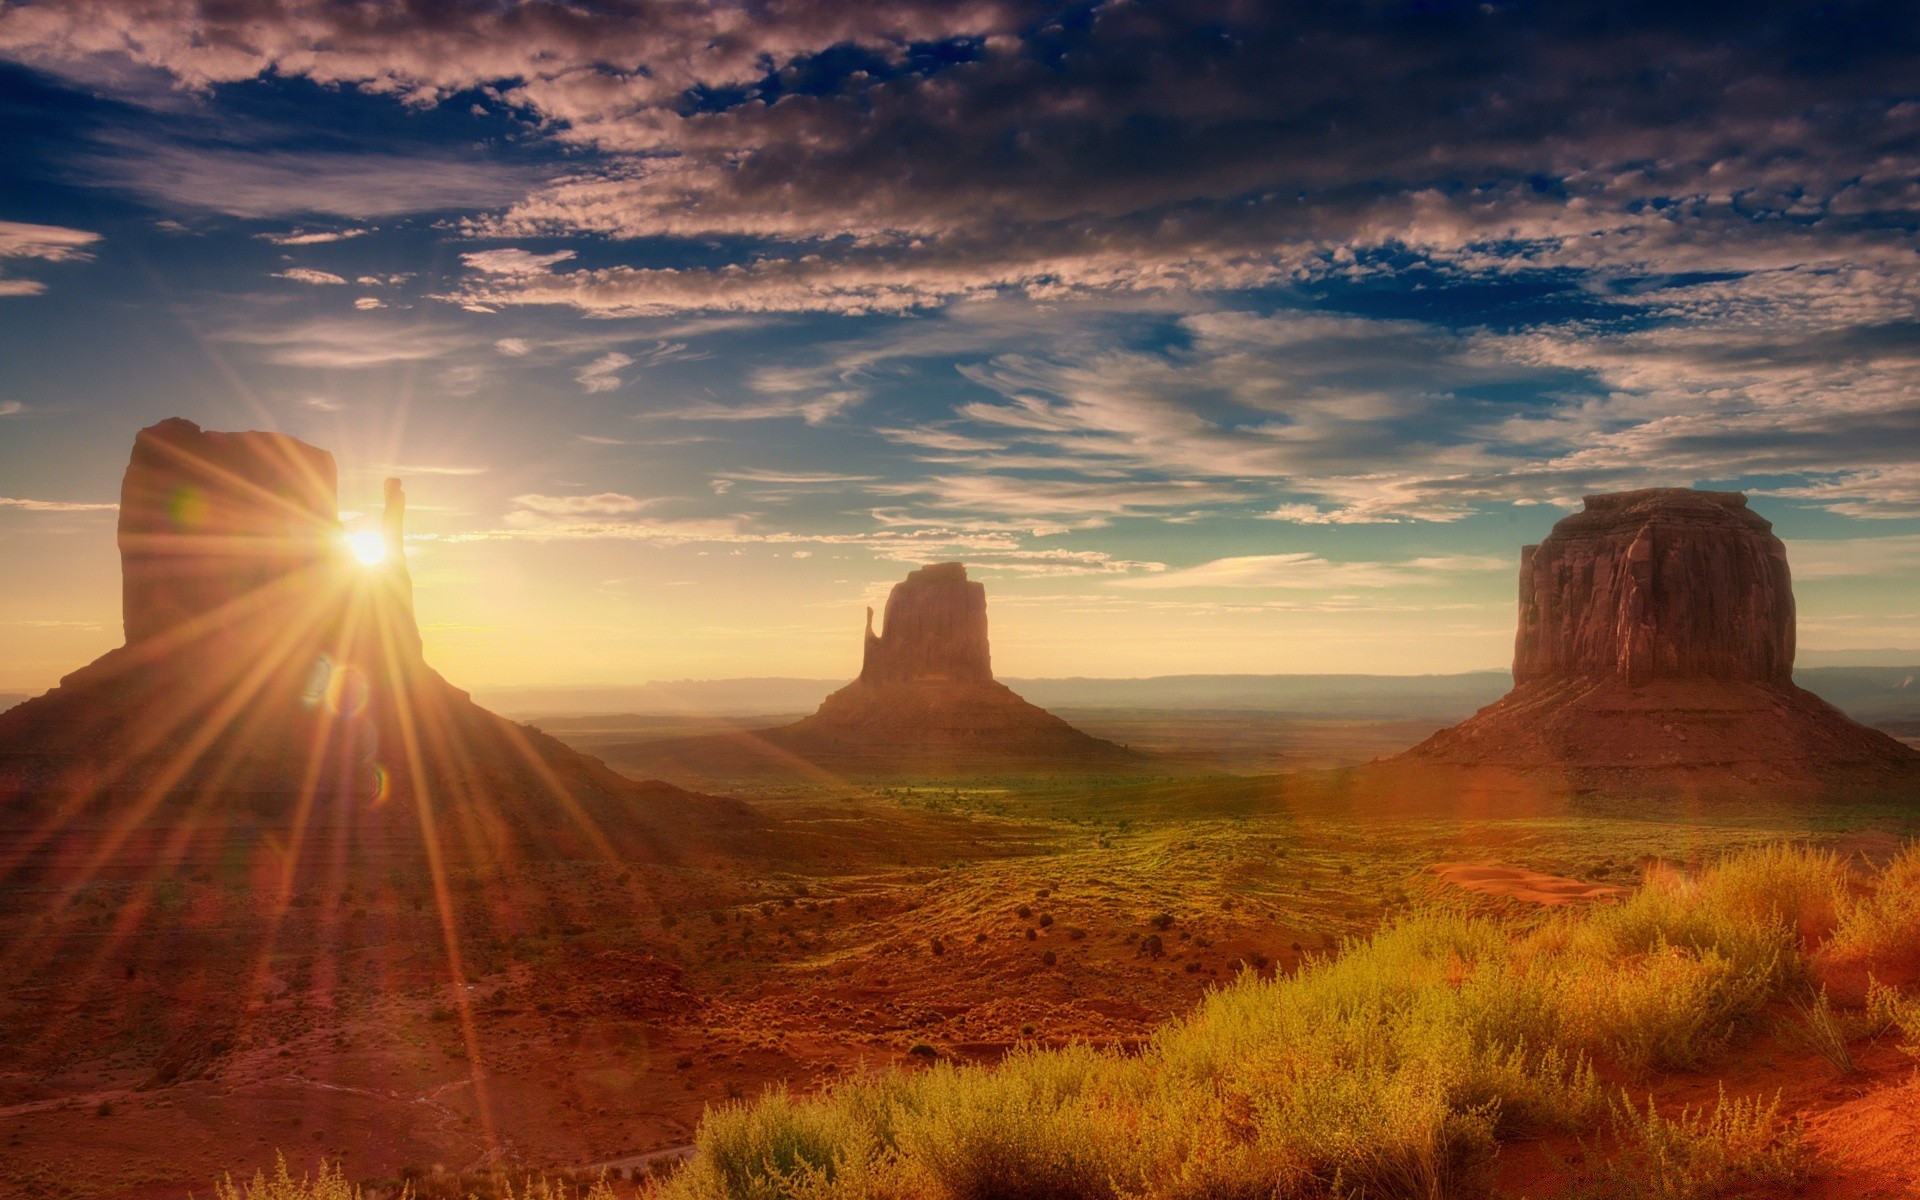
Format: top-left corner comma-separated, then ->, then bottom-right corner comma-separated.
1429,861 -> 1628,906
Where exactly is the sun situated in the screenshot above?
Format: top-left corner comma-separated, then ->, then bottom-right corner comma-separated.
346,530 -> 387,565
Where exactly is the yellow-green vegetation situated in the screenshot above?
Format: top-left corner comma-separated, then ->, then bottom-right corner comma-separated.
1573,1089 -> 1804,1200
210,1156 -> 619,1200
659,843 -> 1920,1200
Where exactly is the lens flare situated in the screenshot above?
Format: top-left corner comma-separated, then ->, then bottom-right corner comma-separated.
346,530 -> 386,565
324,663 -> 370,717
166,485 -> 206,529
300,655 -> 333,709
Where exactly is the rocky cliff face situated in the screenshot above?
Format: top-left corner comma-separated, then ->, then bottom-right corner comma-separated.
860,562 -> 993,684
1513,489 -> 1794,686
119,418 -> 345,645
1400,488 -> 1918,787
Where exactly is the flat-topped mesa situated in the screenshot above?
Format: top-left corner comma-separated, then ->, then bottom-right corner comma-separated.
1513,488 -> 1795,687
859,562 -> 993,684
1397,486 -> 1919,786
119,418 -> 346,644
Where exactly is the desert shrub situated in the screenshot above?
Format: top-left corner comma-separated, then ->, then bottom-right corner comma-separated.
1864,978 -> 1920,1056
1783,988 -> 1854,1073
1577,1088 -> 1808,1200
1818,841 -> 1920,1000
214,1157 -> 372,1200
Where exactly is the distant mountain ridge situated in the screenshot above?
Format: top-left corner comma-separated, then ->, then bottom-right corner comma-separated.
476,666 -> 1917,730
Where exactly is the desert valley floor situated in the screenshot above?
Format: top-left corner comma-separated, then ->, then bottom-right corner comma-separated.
5,744 -> 1920,1200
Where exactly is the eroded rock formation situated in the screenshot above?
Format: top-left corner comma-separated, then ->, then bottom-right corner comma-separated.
860,562 -> 992,684
0,419 -> 757,874
119,418 -> 343,645
1401,488 -> 1920,787
1513,489 -> 1794,686
771,563 -> 1132,768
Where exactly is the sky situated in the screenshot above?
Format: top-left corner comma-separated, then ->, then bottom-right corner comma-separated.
2,0 -> 1919,691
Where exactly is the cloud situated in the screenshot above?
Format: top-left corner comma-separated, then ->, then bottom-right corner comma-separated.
85,140 -> 538,218
494,338 -> 530,356
718,468 -> 877,486
0,496 -> 117,512
876,426 -> 1007,453
381,463 -> 488,477
273,267 -> 348,286
456,504 -> 1163,575
0,219 -> 100,297
511,492 -> 651,517
1117,553 -> 1508,590
217,316 -> 476,368
12,0 -> 1920,322
258,228 -> 368,245
353,297 -> 384,310
0,401 -> 22,416
576,351 -> 632,393
0,220 -> 99,261
463,248 -> 578,278
1786,535 -> 1920,580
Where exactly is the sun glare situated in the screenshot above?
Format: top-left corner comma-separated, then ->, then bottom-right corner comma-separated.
346,530 -> 387,565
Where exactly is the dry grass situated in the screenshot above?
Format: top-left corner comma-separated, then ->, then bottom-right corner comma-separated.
1574,1088 -> 1808,1200
211,842 -> 1920,1200
654,845 -> 1877,1200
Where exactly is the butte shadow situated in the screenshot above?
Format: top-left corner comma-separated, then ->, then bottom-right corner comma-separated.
583,563 -> 1140,784
0,418 -> 763,886
1387,488 -> 1920,798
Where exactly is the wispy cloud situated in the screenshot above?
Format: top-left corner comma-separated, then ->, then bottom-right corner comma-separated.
0,496 -> 118,512
380,462 -> 488,477
85,139 -> 538,218
1786,535 -> 1920,580
576,351 -> 632,393
217,316 -> 476,368
511,492 -> 651,517
258,228 -> 368,245
1118,553 -> 1510,590
273,267 -> 347,286
0,219 -> 100,297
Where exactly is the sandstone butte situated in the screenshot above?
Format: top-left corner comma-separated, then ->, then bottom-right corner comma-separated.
766,563 -> 1135,768
0,418 -> 759,879
1400,487 -> 1920,788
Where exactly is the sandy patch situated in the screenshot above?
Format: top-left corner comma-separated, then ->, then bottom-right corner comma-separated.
1429,862 -> 1627,906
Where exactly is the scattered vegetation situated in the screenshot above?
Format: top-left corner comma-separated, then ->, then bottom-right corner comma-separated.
655,844 -> 1913,1200
211,1156 -> 625,1200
